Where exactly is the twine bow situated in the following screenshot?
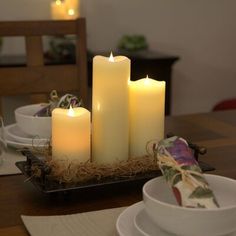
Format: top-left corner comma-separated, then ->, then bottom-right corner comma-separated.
146,140 -> 208,190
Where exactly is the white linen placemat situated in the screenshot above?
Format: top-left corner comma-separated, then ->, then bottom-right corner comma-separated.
22,207 -> 126,236
0,149 -> 25,175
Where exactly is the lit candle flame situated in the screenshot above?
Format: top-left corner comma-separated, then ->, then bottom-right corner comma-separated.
109,52 -> 115,62
68,8 -> 75,16
68,105 -> 75,117
144,75 -> 150,85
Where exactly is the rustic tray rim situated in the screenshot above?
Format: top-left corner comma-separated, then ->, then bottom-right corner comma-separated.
15,159 -> 161,194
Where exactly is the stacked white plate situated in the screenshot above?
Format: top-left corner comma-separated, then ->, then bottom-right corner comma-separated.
116,174 -> 236,236
116,201 -> 170,236
2,123 -> 50,149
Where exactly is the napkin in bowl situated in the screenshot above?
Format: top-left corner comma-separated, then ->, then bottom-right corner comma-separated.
157,136 -> 219,209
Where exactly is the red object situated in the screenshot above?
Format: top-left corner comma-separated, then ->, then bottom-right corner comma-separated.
172,187 -> 182,206
213,99 -> 236,111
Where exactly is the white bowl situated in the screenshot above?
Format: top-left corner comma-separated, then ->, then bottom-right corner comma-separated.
15,104 -> 51,138
143,174 -> 236,236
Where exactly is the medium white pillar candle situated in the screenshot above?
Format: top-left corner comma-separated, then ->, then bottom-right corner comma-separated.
92,53 -> 130,164
51,0 -> 67,20
129,76 -> 165,157
52,107 -> 90,162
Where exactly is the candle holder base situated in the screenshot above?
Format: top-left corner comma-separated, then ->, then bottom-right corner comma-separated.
15,135 -> 214,194
16,152 -> 161,194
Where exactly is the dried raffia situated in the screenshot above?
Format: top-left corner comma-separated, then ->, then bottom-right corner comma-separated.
29,146 -> 159,184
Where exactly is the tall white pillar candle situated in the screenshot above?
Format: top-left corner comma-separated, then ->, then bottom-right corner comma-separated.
52,107 -> 90,162
92,53 -> 130,164
129,76 -> 165,157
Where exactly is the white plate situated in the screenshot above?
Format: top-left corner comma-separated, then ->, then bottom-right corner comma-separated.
4,124 -> 49,144
134,206 -> 173,236
0,125 -> 49,149
117,202 -> 236,236
116,202 -> 142,236
116,202 -> 171,236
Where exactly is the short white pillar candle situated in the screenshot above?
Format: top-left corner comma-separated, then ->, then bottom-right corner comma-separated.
52,106 -> 91,162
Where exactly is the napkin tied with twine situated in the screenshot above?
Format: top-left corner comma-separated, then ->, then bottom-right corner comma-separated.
154,136 -> 219,208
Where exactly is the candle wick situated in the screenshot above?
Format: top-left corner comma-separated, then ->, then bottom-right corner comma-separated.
68,105 -> 75,117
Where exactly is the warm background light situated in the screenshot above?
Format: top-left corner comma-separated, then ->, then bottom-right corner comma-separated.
50,0 -> 80,20
51,0 -> 67,20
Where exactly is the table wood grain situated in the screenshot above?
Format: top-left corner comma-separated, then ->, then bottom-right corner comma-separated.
0,110 -> 236,236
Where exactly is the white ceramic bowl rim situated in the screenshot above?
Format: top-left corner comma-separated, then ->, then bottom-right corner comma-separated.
15,104 -> 50,119
143,174 -> 236,212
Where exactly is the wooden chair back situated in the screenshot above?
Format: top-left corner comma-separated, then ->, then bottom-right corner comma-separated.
0,19 -> 88,114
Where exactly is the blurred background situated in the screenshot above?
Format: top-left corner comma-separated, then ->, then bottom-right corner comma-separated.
0,0 -> 236,117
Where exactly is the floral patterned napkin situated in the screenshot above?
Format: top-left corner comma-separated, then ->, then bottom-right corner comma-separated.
34,90 -> 82,117
157,136 -> 219,208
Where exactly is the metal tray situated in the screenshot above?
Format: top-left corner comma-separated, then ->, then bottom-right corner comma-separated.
16,136 -> 215,194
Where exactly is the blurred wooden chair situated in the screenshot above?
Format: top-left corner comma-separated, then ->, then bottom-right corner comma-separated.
0,18 -> 88,115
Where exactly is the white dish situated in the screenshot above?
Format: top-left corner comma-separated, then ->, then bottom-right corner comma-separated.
116,202 -> 143,236
4,124 -> 49,144
134,207 -> 171,236
116,202 -> 171,236
117,201 -> 236,236
0,125 -> 49,149
15,103 -> 51,138
143,175 -> 236,236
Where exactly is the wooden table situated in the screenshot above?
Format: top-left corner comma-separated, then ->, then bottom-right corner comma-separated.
0,110 -> 236,236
